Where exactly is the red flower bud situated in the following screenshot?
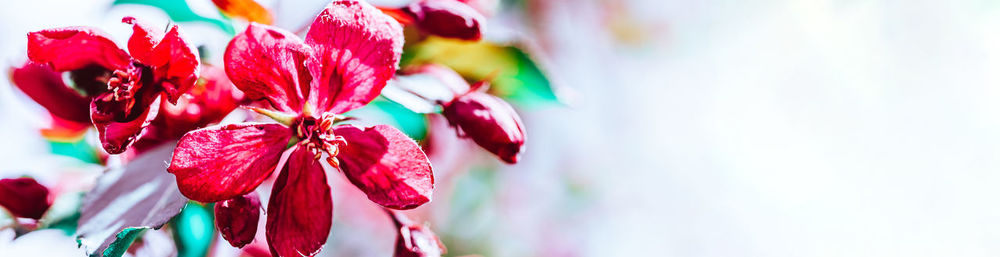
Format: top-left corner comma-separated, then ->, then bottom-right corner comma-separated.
442,91 -> 525,163
215,191 -> 261,248
404,0 -> 485,41
0,177 -> 51,220
388,210 -> 445,257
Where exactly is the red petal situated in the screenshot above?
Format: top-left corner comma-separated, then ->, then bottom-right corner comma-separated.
405,0 -> 485,41
216,191 -> 262,248
225,23 -> 311,113
266,146 -> 332,257
27,27 -> 130,72
0,178 -> 51,220
122,17 -> 163,63
334,125 -> 433,209
304,0 -> 404,114
90,87 -> 161,154
442,92 -> 525,163
10,62 -> 91,123
146,25 -> 201,104
168,123 -> 292,202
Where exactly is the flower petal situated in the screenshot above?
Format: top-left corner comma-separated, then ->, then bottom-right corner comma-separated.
122,16 -> 163,63
405,0 -> 485,41
144,24 -> 201,104
442,91 -> 525,163
27,27 -> 130,72
216,191 -> 261,248
225,23 -> 311,113
334,124 -> 433,209
266,146 -> 332,257
304,0 -> 404,114
10,62 -> 91,123
0,177 -> 51,220
168,123 -> 292,202
90,85 -> 161,154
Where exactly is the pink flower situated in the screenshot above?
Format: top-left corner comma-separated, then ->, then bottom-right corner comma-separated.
166,1 -> 434,255
26,17 -> 200,154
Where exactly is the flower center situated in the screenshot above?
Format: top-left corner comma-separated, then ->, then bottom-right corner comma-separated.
292,113 -> 348,168
106,63 -> 145,101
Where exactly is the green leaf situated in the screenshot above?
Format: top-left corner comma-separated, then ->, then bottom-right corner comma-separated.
112,0 -> 235,35
401,37 -> 564,107
170,202 -> 215,257
100,228 -> 146,257
76,143 -> 189,257
345,98 -> 428,141
48,139 -> 100,164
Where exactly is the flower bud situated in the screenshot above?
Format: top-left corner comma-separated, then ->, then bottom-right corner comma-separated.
404,0 -> 485,41
215,191 -> 261,248
442,92 -> 525,163
0,177 -> 51,220
388,210 -> 445,257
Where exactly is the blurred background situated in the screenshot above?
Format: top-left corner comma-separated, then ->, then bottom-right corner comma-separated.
3,0 -> 1000,256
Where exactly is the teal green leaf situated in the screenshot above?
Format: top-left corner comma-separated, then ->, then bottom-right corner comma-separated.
112,0 -> 235,35
350,98 -> 428,141
171,202 -> 215,257
48,140 -> 100,164
100,228 -> 146,257
76,144 -> 189,257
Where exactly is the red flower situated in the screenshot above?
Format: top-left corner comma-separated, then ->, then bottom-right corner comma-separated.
26,16 -> 200,154
167,1 -> 433,255
0,178 -> 51,220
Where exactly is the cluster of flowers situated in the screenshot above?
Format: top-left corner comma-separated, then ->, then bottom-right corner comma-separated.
4,0 -> 526,256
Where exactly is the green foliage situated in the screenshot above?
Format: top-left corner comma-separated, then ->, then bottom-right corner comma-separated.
112,0 -> 235,34
170,202 -> 215,257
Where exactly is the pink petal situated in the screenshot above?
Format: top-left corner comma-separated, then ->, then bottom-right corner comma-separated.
27,27 -> 130,72
442,92 -> 525,163
334,125 -> 433,210
90,87 -> 161,154
168,123 -> 292,202
0,178 -> 51,220
10,62 -> 91,123
216,191 -> 262,248
266,146 -> 332,257
405,0 -> 485,41
304,0 -> 404,114
225,23 -> 311,113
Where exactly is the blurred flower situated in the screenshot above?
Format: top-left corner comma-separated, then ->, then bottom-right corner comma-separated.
214,191 -> 261,248
212,0 -> 274,24
0,178 -> 50,220
380,0 -> 485,41
167,1 -> 433,256
25,16 -> 200,154
125,64 -> 243,159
